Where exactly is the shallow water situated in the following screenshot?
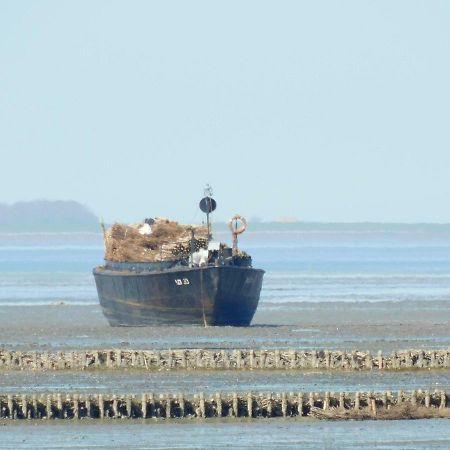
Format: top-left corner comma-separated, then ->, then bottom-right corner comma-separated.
1,227 -> 450,307
2,419 -> 450,449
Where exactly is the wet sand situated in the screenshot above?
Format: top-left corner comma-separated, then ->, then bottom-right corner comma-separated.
1,368 -> 449,395
2,301 -> 450,352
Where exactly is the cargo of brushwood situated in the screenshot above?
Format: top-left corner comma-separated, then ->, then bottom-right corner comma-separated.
104,218 -> 209,262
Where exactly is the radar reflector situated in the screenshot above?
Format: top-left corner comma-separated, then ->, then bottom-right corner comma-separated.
199,197 -> 217,213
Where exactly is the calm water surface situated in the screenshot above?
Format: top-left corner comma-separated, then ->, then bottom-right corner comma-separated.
1,226 -> 450,306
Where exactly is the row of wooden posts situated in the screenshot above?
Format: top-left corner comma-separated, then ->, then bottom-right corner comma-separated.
1,348 -> 450,371
0,389 -> 447,420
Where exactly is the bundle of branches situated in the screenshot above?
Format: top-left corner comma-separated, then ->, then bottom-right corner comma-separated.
104,218 -> 209,262
309,405 -> 450,420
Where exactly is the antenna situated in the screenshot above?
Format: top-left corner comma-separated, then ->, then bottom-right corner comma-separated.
199,184 -> 217,241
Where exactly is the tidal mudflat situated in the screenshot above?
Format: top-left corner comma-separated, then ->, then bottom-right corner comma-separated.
2,301 -> 450,352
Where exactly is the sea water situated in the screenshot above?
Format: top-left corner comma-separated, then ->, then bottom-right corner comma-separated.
1,225 -> 450,307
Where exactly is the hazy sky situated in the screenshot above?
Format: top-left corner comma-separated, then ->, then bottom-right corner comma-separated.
1,1 -> 449,223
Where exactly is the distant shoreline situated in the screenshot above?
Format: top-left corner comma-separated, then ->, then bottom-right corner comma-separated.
2,221 -> 450,234
2,200 -> 450,233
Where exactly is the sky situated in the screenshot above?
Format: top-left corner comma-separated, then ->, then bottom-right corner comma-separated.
1,1 -> 449,223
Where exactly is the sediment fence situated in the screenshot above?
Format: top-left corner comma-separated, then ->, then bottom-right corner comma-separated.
1,348 -> 450,371
0,389 -> 448,420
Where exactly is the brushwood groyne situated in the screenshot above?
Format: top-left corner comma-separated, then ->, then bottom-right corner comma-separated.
1,390 -> 449,420
1,348 -> 450,371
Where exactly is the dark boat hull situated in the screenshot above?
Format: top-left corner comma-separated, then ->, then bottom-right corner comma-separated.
93,265 -> 264,326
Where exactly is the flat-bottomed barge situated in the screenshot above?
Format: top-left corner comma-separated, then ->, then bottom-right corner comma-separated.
93,187 -> 264,326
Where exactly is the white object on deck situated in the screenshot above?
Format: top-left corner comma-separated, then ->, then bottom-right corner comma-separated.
208,241 -> 220,251
192,248 -> 208,266
138,223 -> 152,235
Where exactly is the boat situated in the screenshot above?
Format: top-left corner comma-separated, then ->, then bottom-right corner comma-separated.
93,187 -> 265,326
